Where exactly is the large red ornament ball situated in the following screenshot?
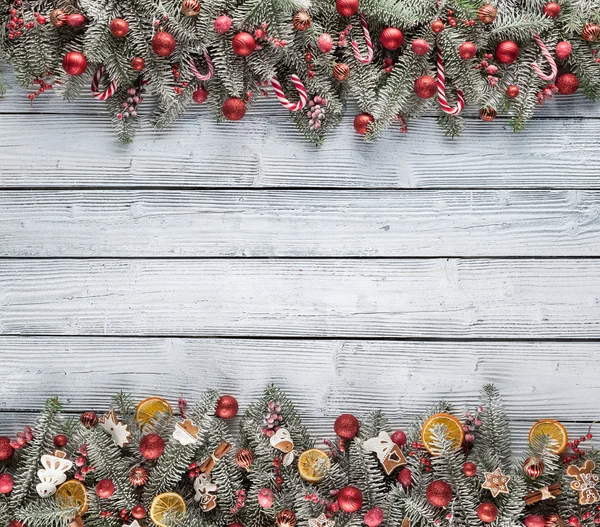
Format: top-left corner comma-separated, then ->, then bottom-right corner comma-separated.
66,14 -> 86,27
338,485 -> 363,513
462,462 -> 477,477
364,507 -> 384,527
380,27 -> 403,51
496,40 -> 519,64
53,434 -> 68,448
139,433 -> 165,460
318,33 -> 334,53
556,72 -> 579,95
426,480 -> 452,508
232,32 -> 256,57
214,15 -> 232,34
478,4 -> 497,24
477,502 -> 498,523
431,20 -> 445,33
131,57 -> 145,71
506,84 -> 520,98
459,42 -> 477,60
353,113 -> 374,135
544,2 -> 561,18
62,51 -> 88,76
334,413 -> 360,438
258,488 -> 274,508
193,87 -> 208,104
336,0 -> 359,17
131,505 -> 146,519
95,479 -> 115,498
556,41 -> 572,60
110,18 -> 129,37
524,515 -> 546,527
216,395 -> 238,419
0,473 -> 14,494
0,438 -> 14,461
414,75 -> 437,99
152,31 -> 176,57
398,467 -> 412,489
223,97 -> 247,121
411,39 -> 430,55
391,430 -> 407,446
583,23 -> 600,42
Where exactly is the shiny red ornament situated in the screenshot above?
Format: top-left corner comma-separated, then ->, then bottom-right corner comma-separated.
181,0 -> 201,16
0,474 -> 14,494
0,438 -> 14,461
411,39 -> 430,55
496,40 -> 519,64
426,480 -> 452,508
258,488 -> 274,508
353,113 -> 374,135
232,32 -> 256,57
524,456 -> 545,479
336,0 -> 359,17
293,11 -> 312,31
131,505 -> 146,519
80,411 -> 98,428
139,433 -> 165,460
477,4 -> 497,24
544,2 -> 561,18
53,434 -> 68,448
556,41 -> 572,60
193,87 -> 208,104
66,14 -> 86,27
334,413 -> 360,438
129,466 -> 149,487
398,467 -> 412,488
110,18 -> 129,37
414,75 -> 437,99
380,27 -> 404,50
391,430 -> 407,446
216,395 -> 238,418
431,20 -> 444,33
524,515 -> 546,527
477,502 -> 498,523
152,31 -> 176,57
333,63 -> 351,81
459,42 -> 477,60
50,9 -> 67,27
338,485 -> 363,513
131,57 -> 145,71
583,23 -> 600,42
223,97 -> 247,120
318,33 -> 334,53
480,106 -> 497,121
276,510 -> 296,527
235,448 -> 254,469
462,462 -> 477,477
364,507 -> 383,527
63,51 -> 88,76
214,15 -> 232,34
95,479 -> 115,498
506,84 -> 520,98
556,72 -> 579,94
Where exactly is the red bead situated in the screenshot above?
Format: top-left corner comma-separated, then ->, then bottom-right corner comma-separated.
152,31 -> 176,57
318,33 -> 334,53
338,486 -> 363,513
53,434 -> 68,448
544,2 -> 561,18
334,413 -> 360,438
431,20 -> 445,33
462,462 -> 477,477
557,73 -> 579,95
459,42 -> 477,60
214,15 -> 232,34
223,97 -> 247,121
62,52 -> 88,76
216,395 -> 238,418
336,0 -> 359,17
96,479 -> 115,499
110,18 -> 129,37
391,430 -> 407,446
496,40 -> 519,64
426,480 -> 452,508
131,57 -> 145,71
477,502 -> 498,523
414,75 -> 437,99
0,473 -> 14,494
131,505 -> 146,519
380,27 -> 403,51
139,433 -> 165,460
232,32 -> 256,57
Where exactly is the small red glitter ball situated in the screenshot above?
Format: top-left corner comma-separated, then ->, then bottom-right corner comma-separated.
556,72 -> 579,95
364,507 -> 383,527
0,473 -> 14,494
544,2 -> 561,18
216,395 -> 239,419
152,31 -> 176,57
129,466 -> 149,487
110,18 -> 129,37
336,0 -> 359,17
477,502 -> 498,523
391,430 -> 407,446
524,515 -> 546,527
193,87 -> 208,104
462,462 -> 477,477
334,413 -> 360,438
398,467 -> 412,489
338,485 -> 363,513
232,32 -> 256,57
131,57 -> 145,71
431,20 -> 445,33
63,52 -> 88,76
53,434 -> 68,448
96,479 -> 115,499
411,39 -> 430,55
506,85 -> 520,98
0,438 -> 14,461
257,488 -> 274,508
214,15 -> 232,34
139,433 -> 165,460
223,97 -> 247,121
80,411 -> 98,428
380,27 -> 403,51
414,75 -> 437,99
496,40 -> 519,64
556,41 -> 572,60
426,480 -> 452,508
459,42 -> 477,60
131,505 -> 146,519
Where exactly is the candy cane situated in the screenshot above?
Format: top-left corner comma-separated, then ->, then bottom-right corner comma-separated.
351,13 -> 374,64
91,65 -> 118,101
190,51 -> 214,81
436,43 -> 465,115
531,33 -> 558,82
270,74 -> 307,111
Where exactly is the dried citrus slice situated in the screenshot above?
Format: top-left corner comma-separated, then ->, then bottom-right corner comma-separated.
298,448 -> 331,482
135,397 -> 173,429
528,419 -> 568,454
55,479 -> 88,515
421,413 -> 465,456
150,492 -> 186,527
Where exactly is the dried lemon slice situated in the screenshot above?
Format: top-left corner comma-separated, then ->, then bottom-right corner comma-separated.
135,397 -> 173,429
528,419 -> 568,454
421,413 -> 465,456
150,492 -> 186,527
298,449 -> 331,482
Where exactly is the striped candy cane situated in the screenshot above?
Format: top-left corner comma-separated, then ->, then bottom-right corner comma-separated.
351,13 -> 374,64
531,33 -> 558,82
270,74 -> 307,112
190,51 -> 214,81
436,43 -> 465,115
91,65 -> 118,101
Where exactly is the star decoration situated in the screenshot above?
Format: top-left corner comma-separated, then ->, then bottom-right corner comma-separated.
482,467 -> 511,497
309,514 -> 335,527
99,409 -> 131,448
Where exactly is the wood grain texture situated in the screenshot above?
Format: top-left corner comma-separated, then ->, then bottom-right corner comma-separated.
2,190 -> 600,257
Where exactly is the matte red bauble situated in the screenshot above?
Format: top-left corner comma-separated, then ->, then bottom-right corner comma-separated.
506,84 -> 520,98
131,505 -> 146,519
477,4 -> 497,24
318,33 -> 334,53
398,467 -> 412,488
54,434 -> 68,448
556,72 -> 579,94
139,433 -> 165,460
216,395 -> 238,418
338,485 -> 363,513
110,18 -> 129,37
95,479 -> 115,498
462,461 -> 477,477
524,515 -> 546,527
353,113 -> 374,135
414,75 -> 437,99
411,39 -> 430,55
583,23 -> 600,42
556,41 -> 572,60
62,51 -> 88,76
391,430 -> 407,446
232,32 -> 256,57
364,507 -> 384,527
223,97 -> 247,120
131,57 -> 145,71
152,31 -> 176,56
431,20 -> 445,33
459,42 -> 477,60
544,2 -> 561,18
496,40 -> 519,64
334,413 -> 360,438
477,502 -> 498,523
380,27 -> 403,50
0,438 -> 14,461
0,473 -> 14,494
336,0 -> 359,17
257,488 -> 274,508
193,87 -> 208,104
214,15 -> 232,34
426,480 -> 452,508
66,14 -> 86,27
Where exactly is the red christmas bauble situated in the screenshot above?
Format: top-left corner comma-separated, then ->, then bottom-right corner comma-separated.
414,75 -> 437,99
480,106 -> 497,122
477,502 -> 498,523
380,27 -> 403,51
431,20 -> 445,33
257,488 -> 274,508
353,113 -> 374,135
391,430 -> 407,446
129,466 -> 148,487
426,480 -> 452,508
66,14 -> 86,27
276,510 -> 296,527
8,522 -> 25,527
334,413 -> 360,438
50,9 -> 67,27
556,41 -> 572,60
139,433 -> 165,460
223,97 -> 247,120
182,0 -> 201,16
152,31 -> 176,57
336,0 -> 359,17
364,507 -> 383,527
338,485 -> 363,513
583,23 -> 600,42
214,15 -> 232,34
398,467 -> 412,489
216,395 -> 238,418
478,4 -> 497,24
293,11 -> 312,31
318,33 -> 334,53
62,51 -> 88,76
459,42 -> 477,60
95,479 -> 115,498
333,63 -> 351,81
0,474 -> 14,494
232,32 -> 256,57
556,72 -> 579,94
193,87 -> 208,104
462,462 -> 477,477
0,439 -> 14,461
110,18 -> 129,37
131,57 -> 145,71
506,85 -> 520,98
496,40 -> 519,64
131,505 -> 146,519
544,2 -> 561,18
524,515 -> 546,527
53,434 -> 68,448
235,448 -> 254,469
411,39 -> 430,55
524,456 -> 545,479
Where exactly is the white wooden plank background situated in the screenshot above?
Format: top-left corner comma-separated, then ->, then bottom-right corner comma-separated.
1,65 -> 599,446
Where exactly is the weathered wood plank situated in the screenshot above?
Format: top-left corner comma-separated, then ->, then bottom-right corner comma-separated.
2,259 -> 600,338
2,190 -> 600,257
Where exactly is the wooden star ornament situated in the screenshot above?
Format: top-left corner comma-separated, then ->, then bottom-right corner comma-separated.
482,467 -> 511,497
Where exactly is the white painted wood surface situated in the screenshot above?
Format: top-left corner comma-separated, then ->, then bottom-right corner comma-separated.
1,66 -> 599,445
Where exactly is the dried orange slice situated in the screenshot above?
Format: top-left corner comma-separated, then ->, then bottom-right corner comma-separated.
55,479 -> 88,515
135,397 -> 173,429
298,449 -> 331,482
528,419 -> 568,454
421,413 -> 465,455
150,492 -> 186,527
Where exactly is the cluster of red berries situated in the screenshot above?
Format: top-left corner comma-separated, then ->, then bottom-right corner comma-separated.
383,57 -> 393,73
74,444 -> 95,481
117,85 -> 145,120
187,461 -> 201,479
464,19 -> 477,27
117,506 -> 146,523
6,2 -> 47,40
337,24 -> 353,47
446,10 -> 458,28
562,431 -> 594,464
261,400 -> 283,437
28,76 -> 59,102
273,457 -> 284,486
303,491 -> 338,517
230,488 -> 246,515
171,64 -> 190,95
305,50 -> 315,79
407,441 -> 432,472
567,507 -> 600,527
475,54 -> 501,86
153,14 -> 169,27
255,22 -> 287,48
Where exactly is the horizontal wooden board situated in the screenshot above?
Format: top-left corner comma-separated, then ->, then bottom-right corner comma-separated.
2,259 -> 600,338
2,190 -> 600,257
